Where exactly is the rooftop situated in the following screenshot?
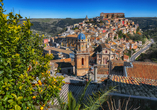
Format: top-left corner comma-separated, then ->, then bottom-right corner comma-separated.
78,33 -> 86,40
126,62 -> 157,80
44,47 -> 73,55
66,34 -> 78,38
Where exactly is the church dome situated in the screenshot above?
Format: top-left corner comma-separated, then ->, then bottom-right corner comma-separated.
78,33 -> 86,40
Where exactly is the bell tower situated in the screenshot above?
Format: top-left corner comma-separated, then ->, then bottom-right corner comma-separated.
75,33 -> 90,76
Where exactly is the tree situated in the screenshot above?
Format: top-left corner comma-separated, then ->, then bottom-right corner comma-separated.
0,1 -> 64,109
136,27 -> 140,33
114,36 -> 117,39
117,30 -> 123,39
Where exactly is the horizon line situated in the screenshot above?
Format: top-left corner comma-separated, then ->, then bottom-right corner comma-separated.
19,17 -> 157,19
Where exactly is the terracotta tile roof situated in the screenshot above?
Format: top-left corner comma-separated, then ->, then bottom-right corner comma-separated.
108,41 -> 112,43
44,47 -> 73,55
58,36 -> 66,38
50,59 -> 74,68
83,32 -> 90,35
50,58 -> 71,63
74,29 -> 80,32
101,44 -> 110,49
101,75 -> 157,98
111,60 -> 124,69
98,35 -> 103,38
97,66 -> 109,75
96,38 -> 99,40
133,45 -> 138,49
112,42 -> 117,45
124,55 -> 129,59
111,48 -> 115,52
91,37 -> 95,40
126,62 -> 157,80
111,75 -> 157,86
116,49 -> 122,53
60,58 -> 71,62
66,34 -> 78,38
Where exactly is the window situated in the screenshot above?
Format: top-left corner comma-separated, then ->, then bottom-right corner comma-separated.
106,51 -> 107,53
99,55 -> 101,58
78,45 -> 80,50
82,58 -> 84,65
99,60 -> 101,64
82,45 -> 83,49
68,69 -> 71,73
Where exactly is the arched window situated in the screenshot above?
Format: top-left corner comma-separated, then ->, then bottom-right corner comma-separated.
78,45 -> 80,51
82,58 -> 84,65
106,50 -> 107,53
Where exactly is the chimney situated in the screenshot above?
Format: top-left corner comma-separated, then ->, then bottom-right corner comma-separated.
49,50 -> 51,54
94,65 -> 97,82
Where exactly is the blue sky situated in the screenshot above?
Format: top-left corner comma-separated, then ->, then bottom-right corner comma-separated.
2,0 -> 157,18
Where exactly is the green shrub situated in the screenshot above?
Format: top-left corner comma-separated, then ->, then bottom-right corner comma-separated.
0,1 -> 64,109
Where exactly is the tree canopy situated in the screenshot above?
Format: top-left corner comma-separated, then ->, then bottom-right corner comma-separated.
0,1 -> 64,109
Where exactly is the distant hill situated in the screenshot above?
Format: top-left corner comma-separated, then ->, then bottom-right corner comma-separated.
19,17 -> 157,37
126,17 -> 157,32
19,18 -> 84,37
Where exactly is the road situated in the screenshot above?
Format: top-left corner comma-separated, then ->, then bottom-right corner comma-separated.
130,39 -> 154,62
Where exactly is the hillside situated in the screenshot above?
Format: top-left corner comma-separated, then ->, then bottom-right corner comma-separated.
19,18 -> 84,37
127,17 -> 157,62
19,17 -> 157,38
127,17 -> 157,32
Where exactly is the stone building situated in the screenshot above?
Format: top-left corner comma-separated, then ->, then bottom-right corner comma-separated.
100,13 -> 125,19
85,15 -> 89,22
75,33 -> 90,76
66,34 -> 78,48
95,44 -> 116,66
66,32 -> 91,50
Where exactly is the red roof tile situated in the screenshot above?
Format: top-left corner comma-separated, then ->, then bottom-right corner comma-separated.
111,75 -> 157,86
127,62 -> 157,80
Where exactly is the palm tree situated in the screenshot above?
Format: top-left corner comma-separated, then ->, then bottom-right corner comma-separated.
56,80 -> 116,110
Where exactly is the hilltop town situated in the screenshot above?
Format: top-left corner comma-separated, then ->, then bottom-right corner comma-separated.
2,0 -> 157,108
40,13 -> 157,109
43,12 -> 147,76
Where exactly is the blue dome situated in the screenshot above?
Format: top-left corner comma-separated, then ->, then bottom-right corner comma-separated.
78,33 -> 86,40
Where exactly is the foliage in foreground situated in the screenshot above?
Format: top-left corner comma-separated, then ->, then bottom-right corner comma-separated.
57,80 -> 116,110
0,1 -> 64,110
